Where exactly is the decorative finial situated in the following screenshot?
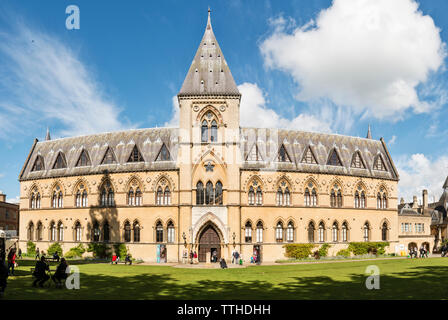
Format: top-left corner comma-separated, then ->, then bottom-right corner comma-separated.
207,7 -> 212,30
366,124 -> 372,139
45,127 -> 51,141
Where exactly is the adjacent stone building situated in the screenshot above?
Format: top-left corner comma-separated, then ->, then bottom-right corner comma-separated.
0,193 -> 19,236
18,11 -> 400,262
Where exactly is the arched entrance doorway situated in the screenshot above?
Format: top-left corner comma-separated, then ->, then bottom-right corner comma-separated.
408,242 -> 417,252
198,224 -> 221,262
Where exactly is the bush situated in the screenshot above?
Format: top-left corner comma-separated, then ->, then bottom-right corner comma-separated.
64,244 -> 86,259
87,243 -> 111,258
283,244 -> 316,259
336,249 -> 351,257
318,243 -> 331,257
27,241 -> 36,254
47,242 -> 63,256
348,242 -> 389,255
113,243 -> 127,258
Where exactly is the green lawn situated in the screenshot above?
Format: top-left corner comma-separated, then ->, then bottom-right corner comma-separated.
3,257 -> 448,300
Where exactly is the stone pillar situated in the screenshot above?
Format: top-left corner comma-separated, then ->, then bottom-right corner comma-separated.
206,251 -> 211,264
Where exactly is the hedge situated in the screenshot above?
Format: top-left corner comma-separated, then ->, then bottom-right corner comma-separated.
318,243 -> 331,257
47,242 -> 63,256
27,241 -> 36,254
283,244 -> 316,259
336,249 -> 351,257
113,243 -> 127,258
64,244 -> 86,259
347,242 -> 389,255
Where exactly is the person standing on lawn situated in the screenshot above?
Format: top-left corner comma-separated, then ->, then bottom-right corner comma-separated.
7,249 -> 16,276
18,248 -> 22,259
35,248 -> 40,260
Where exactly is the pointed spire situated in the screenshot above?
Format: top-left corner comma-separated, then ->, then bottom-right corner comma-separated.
179,8 -> 240,96
443,176 -> 448,190
366,124 -> 372,139
45,127 -> 51,141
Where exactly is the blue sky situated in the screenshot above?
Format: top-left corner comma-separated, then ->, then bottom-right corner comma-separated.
1,0 -> 448,203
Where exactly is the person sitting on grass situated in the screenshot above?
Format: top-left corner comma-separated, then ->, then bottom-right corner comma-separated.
52,258 -> 68,288
53,251 -> 60,262
32,256 -> 50,288
0,258 -> 8,298
219,258 -> 228,269
125,254 -> 132,265
112,254 -> 117,264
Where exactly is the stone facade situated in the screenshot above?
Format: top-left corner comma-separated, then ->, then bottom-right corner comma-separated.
18,11 -> 402,262
0,194 -> 19,235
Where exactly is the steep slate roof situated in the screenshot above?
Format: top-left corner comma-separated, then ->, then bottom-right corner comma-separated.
178,10 -> 240,96
240,128 -> 399,180
20,128 -> 178,181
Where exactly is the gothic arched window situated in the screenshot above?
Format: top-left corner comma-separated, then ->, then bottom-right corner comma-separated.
342,222 -> 348,242
215,181 -> 223,205
167,221 -> 175,243
75,221 -> 82,242
103,221 -> 110,242
211,120 -> 218,142
201,120 -> 208,142
36,221 -> 43,241
363,222 -> 370,242
245,221 -> 252,243
275,222 -> 283,242
332,222 -> 339,242
256,186 -> 263,205
201,111 -> 219,143
256,221 -> 263,243
248,186 -> 255,205
133,221 -> 141,242
308,222 -> 315,243
156,221 -> 164,243
124,221 -> 131,242
164,187 -> 171,205
196,181 -> 204,205
28,222 -> 34,241
318,222 -> 325,242
157,187 -> 163,205
57,221 -> 64,242
92,221 -> 100,242
382,222 -> 388,241
205,181 -> 214,205
287,221 -> 294,242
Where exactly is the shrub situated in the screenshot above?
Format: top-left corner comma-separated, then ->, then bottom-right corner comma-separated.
336,249 -> 351,257
47,242 -> 63,256
318,243 -> 331,257
348,242 -> 389,255
283,244 -> 316,259
87,243 -> 111,258
27,241 -> 36,254
113,243 -> 127,258
64,244 -> 86,259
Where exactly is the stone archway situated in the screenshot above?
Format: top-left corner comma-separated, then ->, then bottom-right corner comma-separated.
197,223 -> 222,262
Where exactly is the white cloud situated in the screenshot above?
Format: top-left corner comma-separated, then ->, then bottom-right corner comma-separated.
388,135 -> 397,146
260,0 -> 446,120
164,96 -> 180,127
6,196 -> 19,204
0,21 -> 134,138
396,153 -> 448,203
238,82 -> 331,132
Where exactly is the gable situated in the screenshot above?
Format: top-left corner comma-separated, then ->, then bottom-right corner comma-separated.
101,147 -> 117,165
351,151 -> 365,169
128,145 -> 144,162
246,143 -> 262,161
327,149 -> 342,166
76,150 -> 91,167
53,152 -> 67,169
373,154 -> 387,171
301,146 -> 317,164
156,144 -> 171,161
277,144 -> 291,162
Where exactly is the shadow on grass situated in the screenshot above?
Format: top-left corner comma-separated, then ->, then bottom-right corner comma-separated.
4,264 -> 448,300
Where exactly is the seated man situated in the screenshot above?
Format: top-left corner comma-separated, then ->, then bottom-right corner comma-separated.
53,252 -> 60,263
125,254 -> 132,265
52,258 -> 68,288
32,256 -> 50,288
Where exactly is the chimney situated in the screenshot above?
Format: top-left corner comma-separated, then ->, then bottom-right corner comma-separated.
0,193 -> 6,202
412,196 -> 418,208
422,189 -> 428,209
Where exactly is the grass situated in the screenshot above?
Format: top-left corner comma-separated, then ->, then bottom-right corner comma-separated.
3,257 -> 448,300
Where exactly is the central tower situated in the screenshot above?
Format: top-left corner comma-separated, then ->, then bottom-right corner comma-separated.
177,9 -> 242,260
